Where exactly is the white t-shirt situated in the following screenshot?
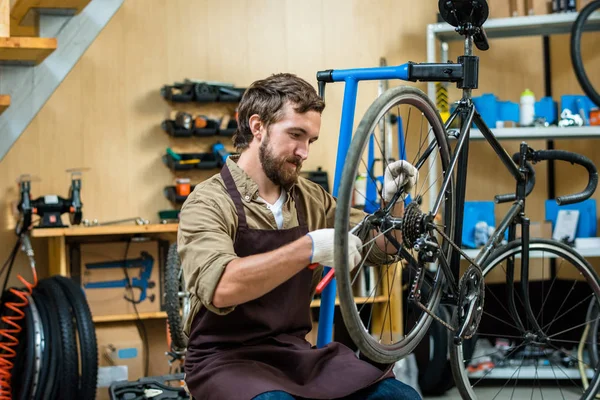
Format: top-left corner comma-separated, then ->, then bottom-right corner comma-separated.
259,189 -> 287,229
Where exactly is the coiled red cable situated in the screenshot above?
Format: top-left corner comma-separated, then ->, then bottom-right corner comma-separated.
0,237 -> 38,399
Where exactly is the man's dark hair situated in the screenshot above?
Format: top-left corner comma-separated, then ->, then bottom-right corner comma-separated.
233,73 -> 325,151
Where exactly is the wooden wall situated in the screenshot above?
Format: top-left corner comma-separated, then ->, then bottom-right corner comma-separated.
0,0 -> 598,377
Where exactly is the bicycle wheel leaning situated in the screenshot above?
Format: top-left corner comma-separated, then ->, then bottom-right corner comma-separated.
570,0 -> 600,108
334,85 -> 455,363
449,239 -> 600,400
165,242 -> 190,352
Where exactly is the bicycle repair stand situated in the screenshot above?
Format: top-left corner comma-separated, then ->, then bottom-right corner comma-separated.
314,0 -> 489,348
84,251 -> 156,304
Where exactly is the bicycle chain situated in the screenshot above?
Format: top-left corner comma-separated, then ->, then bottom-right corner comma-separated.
431,224 -> 481,271
415,300 -> 456,332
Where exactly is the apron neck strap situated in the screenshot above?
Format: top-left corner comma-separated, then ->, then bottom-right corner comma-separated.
220,164 -> 248,229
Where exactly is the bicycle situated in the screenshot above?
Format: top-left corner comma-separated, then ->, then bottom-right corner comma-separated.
317,0 -> 600,398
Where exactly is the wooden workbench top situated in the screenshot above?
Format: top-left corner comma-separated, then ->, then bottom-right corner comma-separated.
30,223 -> 179,237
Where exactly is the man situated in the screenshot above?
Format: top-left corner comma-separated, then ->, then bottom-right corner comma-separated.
178,73 -> 421,400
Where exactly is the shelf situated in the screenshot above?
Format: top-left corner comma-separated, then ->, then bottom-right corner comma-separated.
92,298 -> 388,321
11,0 -> 91,26
0,37 -> 56,65
429,11 -> 600,42
310,295 -> 388,308
30,223 -> 178,238
462,238 -> 600,259
468,365 -> 593,380
93,311 -> 167,323
0,95 -> 10,114
464,126 -> 600,141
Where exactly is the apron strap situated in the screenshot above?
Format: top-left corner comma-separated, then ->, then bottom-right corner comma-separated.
292,186 -> 307,229
220,164 -> 248,229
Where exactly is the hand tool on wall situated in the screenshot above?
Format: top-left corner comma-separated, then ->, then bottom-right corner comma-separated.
212,142 -> 231,166
84,251 -> 156,304
83,217 -> 150,227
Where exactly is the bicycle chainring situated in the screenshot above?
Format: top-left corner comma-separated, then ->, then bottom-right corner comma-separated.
456,265 -> 485,340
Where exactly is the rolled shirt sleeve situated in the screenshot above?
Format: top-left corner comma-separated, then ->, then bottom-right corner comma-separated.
177,193 -> 238,316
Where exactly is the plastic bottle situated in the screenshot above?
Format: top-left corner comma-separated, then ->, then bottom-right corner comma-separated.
520,89 -> 535,127
353,174 -> 367,207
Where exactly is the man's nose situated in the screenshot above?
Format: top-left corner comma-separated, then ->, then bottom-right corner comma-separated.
295,144 -> 308,161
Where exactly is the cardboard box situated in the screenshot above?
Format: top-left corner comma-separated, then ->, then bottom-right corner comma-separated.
72,240 -> 162,317
95,322 -> 145,400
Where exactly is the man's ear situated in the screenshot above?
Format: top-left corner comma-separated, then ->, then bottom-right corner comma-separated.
248,114 -> 264,141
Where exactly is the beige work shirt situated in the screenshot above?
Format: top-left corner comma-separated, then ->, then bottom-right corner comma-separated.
177,155 -> 390,337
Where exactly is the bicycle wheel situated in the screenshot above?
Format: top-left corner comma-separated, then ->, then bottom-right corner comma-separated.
165,242 -> 190,352
334,85 -> 454,363
450,239 -> 600,400
571,0 -> 600,108
586,298 -> 599,368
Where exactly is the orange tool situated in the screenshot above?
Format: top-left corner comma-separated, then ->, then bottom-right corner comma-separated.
308,263 -> 335,294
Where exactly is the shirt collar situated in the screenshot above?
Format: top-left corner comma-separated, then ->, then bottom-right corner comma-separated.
225,154 -> 296,202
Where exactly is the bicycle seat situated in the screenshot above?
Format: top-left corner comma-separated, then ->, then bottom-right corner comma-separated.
438,0 -> 489,28
439,0 -> 490,51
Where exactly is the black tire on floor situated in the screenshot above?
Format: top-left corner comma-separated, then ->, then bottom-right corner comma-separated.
415,304 -> 452,396
37,278 -> 78,400
53,275 -> 98,400
31,290 -> 58,400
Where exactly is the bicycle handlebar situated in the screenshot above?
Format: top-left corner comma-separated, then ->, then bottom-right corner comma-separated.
494,149 -> 598,206
494,153 -> 536,204
533,150 -> 598,205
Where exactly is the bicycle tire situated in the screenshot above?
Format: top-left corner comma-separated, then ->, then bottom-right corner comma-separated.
586,297 -> 599,368
165,242 -> 189,351
54,275 -> 98,400
334,85 -> 454,363
31,291 -> 56,400
25,294 -> 43,400
570,0 -> 600,108
415,304 -> 451,395
37,278 -> 78,400
449,238 -> 600,400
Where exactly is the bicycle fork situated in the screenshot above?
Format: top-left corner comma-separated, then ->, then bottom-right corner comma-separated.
506,143 -> 545,338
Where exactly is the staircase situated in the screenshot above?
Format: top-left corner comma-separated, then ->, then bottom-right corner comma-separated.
0,0 -> 124,161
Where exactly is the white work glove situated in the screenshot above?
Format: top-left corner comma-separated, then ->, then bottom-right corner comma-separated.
383,160 -> 418,202
306,228 -> 363,270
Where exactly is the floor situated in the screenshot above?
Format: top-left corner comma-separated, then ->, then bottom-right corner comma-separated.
423,385 -> 584,400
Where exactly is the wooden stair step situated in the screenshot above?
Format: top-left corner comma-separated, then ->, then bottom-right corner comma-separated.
0,95 -> 10,114
11,0 -> 92,36
0,37 -> 57,64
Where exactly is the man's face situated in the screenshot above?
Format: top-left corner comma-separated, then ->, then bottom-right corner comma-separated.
258,102 -> 321,188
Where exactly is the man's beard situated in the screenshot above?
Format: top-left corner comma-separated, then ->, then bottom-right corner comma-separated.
259,134 -> 302,189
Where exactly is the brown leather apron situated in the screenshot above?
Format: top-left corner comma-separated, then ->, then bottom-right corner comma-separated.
184,164 -> 392,400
